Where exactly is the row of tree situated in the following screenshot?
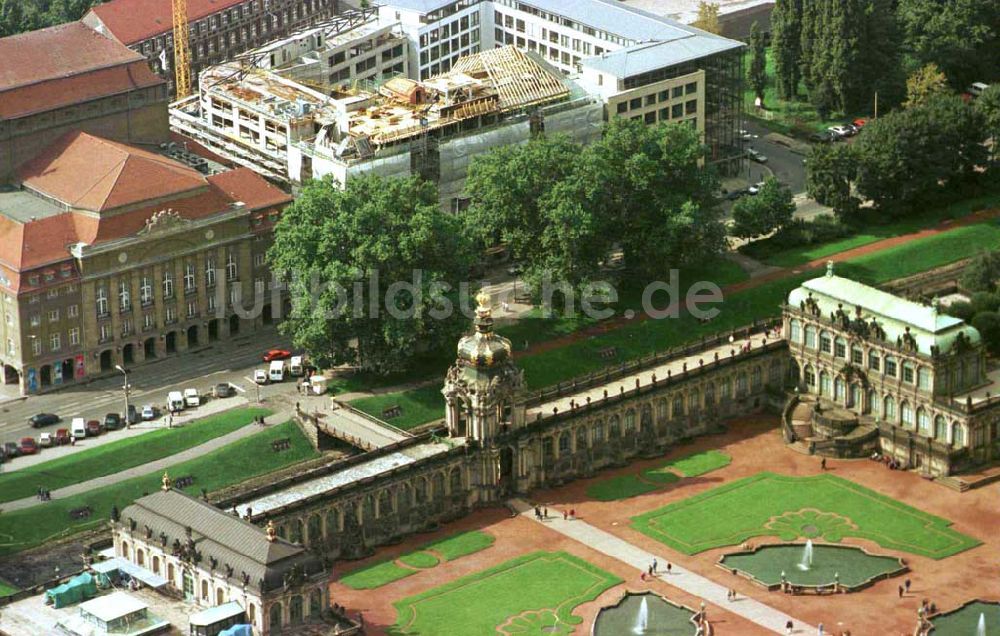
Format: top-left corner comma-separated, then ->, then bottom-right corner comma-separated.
0,0 -> 98,38
806,86 -> 1000,221
769,0 -> 999,117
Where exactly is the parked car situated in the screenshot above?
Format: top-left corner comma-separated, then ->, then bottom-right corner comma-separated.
852,117 -> 868,129
71,417 -> 87,439
167,391 -> 185,413
827,125 -> 854,138
29,413 -> 60,428
262,348 -> 292,362
54,429 -> 71,445
104,412 -> 123,431
746,148 -> 768,163
3,441 -> 21,458
19,437 -> 38,455
747,181 -> 766,196
254,369 -> 269,384
39,432 -> 54,448
809,131 -> 836,143
85,420 -> 103,437
213,383 -> 235,399
725,188 -> 749,201
739,128 -> 754,141
183,388 -> 201,407
141,404 -> 157,421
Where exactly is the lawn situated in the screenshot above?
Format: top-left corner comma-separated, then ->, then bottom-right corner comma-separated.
586,474 -> 664,502
349,385 -> 445,431
391,551 -> 622,635
743,192 -> 1000,268
0,421 -> 317,557
652,450 -> 731,478
631,472 -> 979,559
586,451 -> 728,501
0,407 -> 271,504
339,530 -> 495,590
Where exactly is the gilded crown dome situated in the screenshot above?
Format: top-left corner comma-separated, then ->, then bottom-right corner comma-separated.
456,290 -> 512,368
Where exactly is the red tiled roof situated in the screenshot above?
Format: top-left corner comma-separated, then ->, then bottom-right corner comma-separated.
208,169 -> 292,210
17,131 -> 207,212
89,0 -> 247,45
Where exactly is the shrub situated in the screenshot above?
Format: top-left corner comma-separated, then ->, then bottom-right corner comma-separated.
970,291 -> 1000,315
972,311 -> 1000,356
946,301 -> 975,323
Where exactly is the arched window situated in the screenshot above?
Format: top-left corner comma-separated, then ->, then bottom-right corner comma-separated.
248,603 -> 256,626
819,371 -> 831,396
969,357 -> 980,384
719,378 -> 731,400
289,518 -> 303,544
377,490 -> 392,517
269,603 -> 282,631
415,479 -> 427,503
216,587 -> 225,606
450,469 -> 462,493
790,319 -> 802,342
868,349 -> 880,371
769,360 -> 782,384
623,410 -> 636,434
834,377 -> 845,401
805,325 -> 817,348
884,395 -> 896,421
656,399 -> 668,423
952,423 -> 965,447
201,580 -> 209,601
917,367 -> 930,390
803,364 -> 815,386
121,541 -> 129,560
900,401 -> 913,427
834,336 -> 847,358
609,415 -> 621,437
362,495 -> 375,521
819,331 -> 832,353
672,395 -> 684,417
704,383 -> 715,404
591,421 -> 604,443
307,514 -> 322,544
167,563 -> 175,586
290,595 -> 304,624
309,589 -> 322,617
397,485 -> 411,512
152,555 -> 160,575
640,404 -> 652,430
869,390 -> 880,415
751,366 -> 762,390
916,408 -> 929,434
736,373 -> 749,396
136,548 -> 145,567
934,415 -> 947,440
884,356 -> 898,377
689,389 -> 700,412
576,426 -> 588,449
433,473 -> 445,498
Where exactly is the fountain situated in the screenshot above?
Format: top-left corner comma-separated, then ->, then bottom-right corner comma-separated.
632,597 -> 649,634
978,612 -> 986,636
797,539 -> 814,571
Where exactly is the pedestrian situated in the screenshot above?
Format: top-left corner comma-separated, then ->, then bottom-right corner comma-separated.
652,558 -> 657,574
898,584 -> 904,598
640,571 -> 646,582
534,506 -> 540,520
905,578 -> 911,592
543,507 -> 548,518
37,486 -> 42,501
569,509 -> 575,519
70,434 -> 76,446
563,510 -> 568,520
821,457 -> 827,470
666,562 -> 672,574
785,620 -> 793,635
818,622 -> 824,636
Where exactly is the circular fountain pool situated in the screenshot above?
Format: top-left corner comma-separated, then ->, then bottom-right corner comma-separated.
592,592 -> 696,636
719,542 -> 906,591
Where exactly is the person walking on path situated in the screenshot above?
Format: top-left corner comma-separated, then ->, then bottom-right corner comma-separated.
898,584 -> 904,598
821,457 -> 827,470
905,578 -> 911,593
652,558 -> 657,574
666,562 -> 672,574
543,507 -> 548,519
785,620 -> 793,635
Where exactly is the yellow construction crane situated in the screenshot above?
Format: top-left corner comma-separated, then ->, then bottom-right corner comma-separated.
171,0 -> 192,98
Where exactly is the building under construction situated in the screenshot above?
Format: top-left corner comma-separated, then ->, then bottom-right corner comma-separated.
171,44 -> 602,207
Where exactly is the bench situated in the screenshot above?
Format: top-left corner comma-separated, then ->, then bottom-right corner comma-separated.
381,405 -> 402,419
69,507 -> 92,520
598,347 -> 617,360
173,475 -> 195,489
271,438 -> 292,452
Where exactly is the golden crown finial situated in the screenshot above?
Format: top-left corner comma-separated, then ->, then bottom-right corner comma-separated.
161,471 -> 172,491
476,289 -> 491,311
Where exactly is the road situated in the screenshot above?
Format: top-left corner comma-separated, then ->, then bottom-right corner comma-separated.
0,328 -> 297,449
743,120 -> 809,194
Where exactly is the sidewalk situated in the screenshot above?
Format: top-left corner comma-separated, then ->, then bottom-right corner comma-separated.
509,498 -> 815,635
2,409 -> 291,511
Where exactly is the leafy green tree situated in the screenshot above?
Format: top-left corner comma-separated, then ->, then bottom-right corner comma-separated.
748,21 -> 767,105
805,143 -> 860,220
269,174 -> 473,374
898,0 -> 1000,92
770,0 -> 802,100
904,63 -> 949,108
972,311 -> 1000,356
692,1 -> 722,34
976,84 -> 1000,165
730,177 -> 795,239
962,250 -> 1000,292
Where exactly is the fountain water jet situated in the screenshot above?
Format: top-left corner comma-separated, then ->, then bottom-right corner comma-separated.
797,539 -> 814,571
977,613 -> 986,636
632,596 -> 649,634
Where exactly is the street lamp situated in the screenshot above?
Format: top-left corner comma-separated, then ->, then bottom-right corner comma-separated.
115,365 -> 131,429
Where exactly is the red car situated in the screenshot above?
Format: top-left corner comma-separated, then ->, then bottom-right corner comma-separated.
852,117 -> 868,129
54,429 -> 71,445
262,349 -> 292,362
85,420 -> 103,437
19,437 -> 38,455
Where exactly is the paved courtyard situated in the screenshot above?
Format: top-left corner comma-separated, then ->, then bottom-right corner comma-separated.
328,415 -> 1000,635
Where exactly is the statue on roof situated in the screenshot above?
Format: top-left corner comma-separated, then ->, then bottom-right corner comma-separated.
161,471 -> 172,491
265,519 -> 277,543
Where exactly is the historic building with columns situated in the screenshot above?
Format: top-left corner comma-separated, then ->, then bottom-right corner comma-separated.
783,263 -> 999,476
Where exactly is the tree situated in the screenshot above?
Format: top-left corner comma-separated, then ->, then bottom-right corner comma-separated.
771,0 -> 802,100
904,63 -> 949,108
898,0 -> 1000,92
972,311 -> 1000,356
730,177 -> 795,239
692,1 -> 722,35
269,174 -> 473,374
962,250 -> 1000,292
805,143 -> 860,220
975,84 -> 1000,165
748,21 -> 767,105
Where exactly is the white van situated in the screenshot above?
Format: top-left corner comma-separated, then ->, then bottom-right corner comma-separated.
289,356 -> 305,376
71,417 -> 87,438
166,391 -> 185,413
183,388 -> 200,407
268,360 -> 286,382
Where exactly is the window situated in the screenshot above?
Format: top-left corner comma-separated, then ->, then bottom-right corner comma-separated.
144,313 -> 155,330
917,408 -> 929,435
884,395 -> 896,420
685,99 -> 697,115
820,372 -> 831,396
47,288 -> 58,299
184,263 -> 196,293
96,287 -> 109,317
901,401 -> 913,427
48,309 -> 59,323
644,111 -> 655,124
254,253 -> 266,267
121,318 -> 132,336
119,279 -> 130,312
934,416 -> 947,440
140,277 -> 153,305
672,85 -> 683,99
868,349 -> 880,371
885,356 -> 897,377
165,306 -> 176,323
205,258 -> 216,287
629,97 -> 641,110
207,295 -> 216,312
100,323 -> 112,342
187,301 -> 198,318
30,314 -> 40,327
28,295 -> 38,304
819,332 -> 831,353
804,365 -> 815,386
616,102 -> 627,114
685,81 -> 697,94
31,338 -> 40,356
69,328 -> 79,346
229,287 -> 240,306
851,346 -> 863,365
671,103 -> 683,118
163,271 -> 174,299
869,390 -> 880,415
226,252 -> 238,281
952,423 -> 964,446
789,319 -> 801,342
834,337 -> 846,358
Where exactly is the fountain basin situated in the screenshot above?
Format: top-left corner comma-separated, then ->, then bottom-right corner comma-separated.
718,543 -> 907,593
592,592 -> 697,636
929,600 -> 1000,635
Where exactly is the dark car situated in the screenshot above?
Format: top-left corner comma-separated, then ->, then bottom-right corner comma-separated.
725,188 -> 749,201
18,437 -> 38,455
262,348 -> 292,362
213,383 -> 235,398
2,441 -> 20,458
85,420 -> 103,437
126,404 -> 138,425
29,413 -> 60,428
809,131 -> 836,144
104,413 -> 123,431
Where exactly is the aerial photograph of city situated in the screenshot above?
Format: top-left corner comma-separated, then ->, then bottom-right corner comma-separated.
0,0 -> 997,634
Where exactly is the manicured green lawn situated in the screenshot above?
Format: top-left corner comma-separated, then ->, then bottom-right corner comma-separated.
391,551 -> 622,635
340,560 -> 417,590
423,530 -> 495,561
586,474 -> 664,502
349,385 -> 445,430
0,421 -> 317,556
340,530 -> 495,590
631,472 -> 979,559
0,407 -> 271,504
652,450 -> 731,478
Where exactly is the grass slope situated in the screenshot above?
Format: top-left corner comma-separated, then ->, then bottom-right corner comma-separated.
0,422 -> 317,557
652,450 -> 731,478
587,451 -> 729,501
391,551 -> 622,635
0,407 -> 271,504
340,561 -> 418,590
631,472 -> 979,559
423,530 -> 495,561
399,551 -> 439,569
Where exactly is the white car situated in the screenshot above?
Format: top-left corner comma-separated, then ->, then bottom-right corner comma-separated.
183,388 -> 200,407
141,404 -> 156,421
254,369 -> 269,384
828,125 -> 853,138
747,181 -> 766,195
